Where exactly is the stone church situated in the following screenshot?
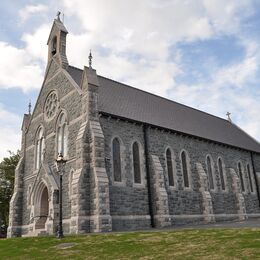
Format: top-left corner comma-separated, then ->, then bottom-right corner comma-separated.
8,16 -> 260,237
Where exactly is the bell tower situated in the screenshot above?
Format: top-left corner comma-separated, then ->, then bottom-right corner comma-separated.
47,12 -> 68,68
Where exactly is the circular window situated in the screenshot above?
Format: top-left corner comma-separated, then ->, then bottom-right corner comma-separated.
44,91 -> 58,120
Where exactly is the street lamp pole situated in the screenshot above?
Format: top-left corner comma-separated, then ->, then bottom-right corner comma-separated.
56,152 -> 67,239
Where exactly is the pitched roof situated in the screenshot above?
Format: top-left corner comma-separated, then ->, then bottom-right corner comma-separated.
67,65 -> 260,153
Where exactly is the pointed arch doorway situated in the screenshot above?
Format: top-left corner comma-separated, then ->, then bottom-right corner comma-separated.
35,186 -> 49,229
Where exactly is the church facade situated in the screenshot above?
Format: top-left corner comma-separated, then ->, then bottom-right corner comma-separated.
8,17 -> 260,237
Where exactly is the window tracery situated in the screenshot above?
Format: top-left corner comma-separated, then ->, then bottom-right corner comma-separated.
44,91 -> 58,120
57,112 -> 68,157
35,127 -> 44,169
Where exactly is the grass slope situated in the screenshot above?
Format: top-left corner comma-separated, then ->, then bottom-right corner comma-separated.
0,228 -> 260,259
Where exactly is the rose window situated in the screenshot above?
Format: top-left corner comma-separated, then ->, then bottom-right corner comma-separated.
44,91 -> 58,120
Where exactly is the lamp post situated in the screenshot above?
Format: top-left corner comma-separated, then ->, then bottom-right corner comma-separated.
56,152 -> 67,239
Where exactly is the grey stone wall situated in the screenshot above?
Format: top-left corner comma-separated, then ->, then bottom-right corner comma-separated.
101,116 -> 260,228
100,118 -> 151,230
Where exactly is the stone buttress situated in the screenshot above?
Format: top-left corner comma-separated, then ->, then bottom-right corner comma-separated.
150,154 -> 171,228
7,114 -> 30,237
196,163 -> 215,223
230,168 -> 247,221
70,66 -> 112,233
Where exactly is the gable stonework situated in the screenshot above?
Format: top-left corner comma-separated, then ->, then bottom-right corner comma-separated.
8,17 -> 260,237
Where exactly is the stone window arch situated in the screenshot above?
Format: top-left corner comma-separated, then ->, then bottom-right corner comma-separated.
166,148 -> 175,187
180,150 -> 191,188
56,112 -> 68,157
238,162 -> 245,192
218,157 -> 226,191
246,163 -> 254,193
112,137 -> 122,183
132,141 -> 141,184
206,155 -> 215,190
35,126 -> 45,170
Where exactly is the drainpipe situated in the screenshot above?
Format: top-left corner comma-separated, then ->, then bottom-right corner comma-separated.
250,152 -> 260,208
143,124 -> 155,228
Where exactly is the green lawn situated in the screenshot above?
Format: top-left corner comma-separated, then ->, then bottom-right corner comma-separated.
0,228 -> 260,259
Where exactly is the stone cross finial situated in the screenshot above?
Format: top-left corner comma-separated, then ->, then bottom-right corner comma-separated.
56,11 -> 61,21
226,112 -> 231,122
88,50 -> 93,69
28,100 -> 32,115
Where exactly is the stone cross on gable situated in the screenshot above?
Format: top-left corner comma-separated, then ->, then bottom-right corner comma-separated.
56,11 -> 61,21
226,112 -> 232,122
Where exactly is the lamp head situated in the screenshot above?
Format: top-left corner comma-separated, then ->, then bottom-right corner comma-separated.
56,153 -> 67,172
56,152 -> 63,162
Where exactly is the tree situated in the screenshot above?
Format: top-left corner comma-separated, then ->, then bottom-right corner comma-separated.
0,151 -> 20,231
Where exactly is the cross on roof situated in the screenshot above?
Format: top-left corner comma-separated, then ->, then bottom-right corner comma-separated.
56,11 -> 61,21
226,112 -> 231,122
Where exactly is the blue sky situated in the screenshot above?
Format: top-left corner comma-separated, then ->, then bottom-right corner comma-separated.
1,0 -> 260,159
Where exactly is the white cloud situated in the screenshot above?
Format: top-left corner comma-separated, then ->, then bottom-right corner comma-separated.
0,105 -> 21,161
214,56 -> 257,88
9,0 -> 256,95
0,42 -> 44,92
19,4 -> 48,23
22,24 -> 49,62
201,0 -> 254,34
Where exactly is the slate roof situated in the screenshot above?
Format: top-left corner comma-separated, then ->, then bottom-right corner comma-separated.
67,65 -> 260,153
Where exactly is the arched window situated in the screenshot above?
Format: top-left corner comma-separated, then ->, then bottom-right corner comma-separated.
218,158 -> 225,191
206,156 -> 214,190
57,112 -> 68,157
238,162 -> 245,192
112,138 -> 122,182
247,164 -> 254,193
35,127 -> 44,169
133,142 -> 141,184
181,151 -> 189,188
166,148 -> 174,186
